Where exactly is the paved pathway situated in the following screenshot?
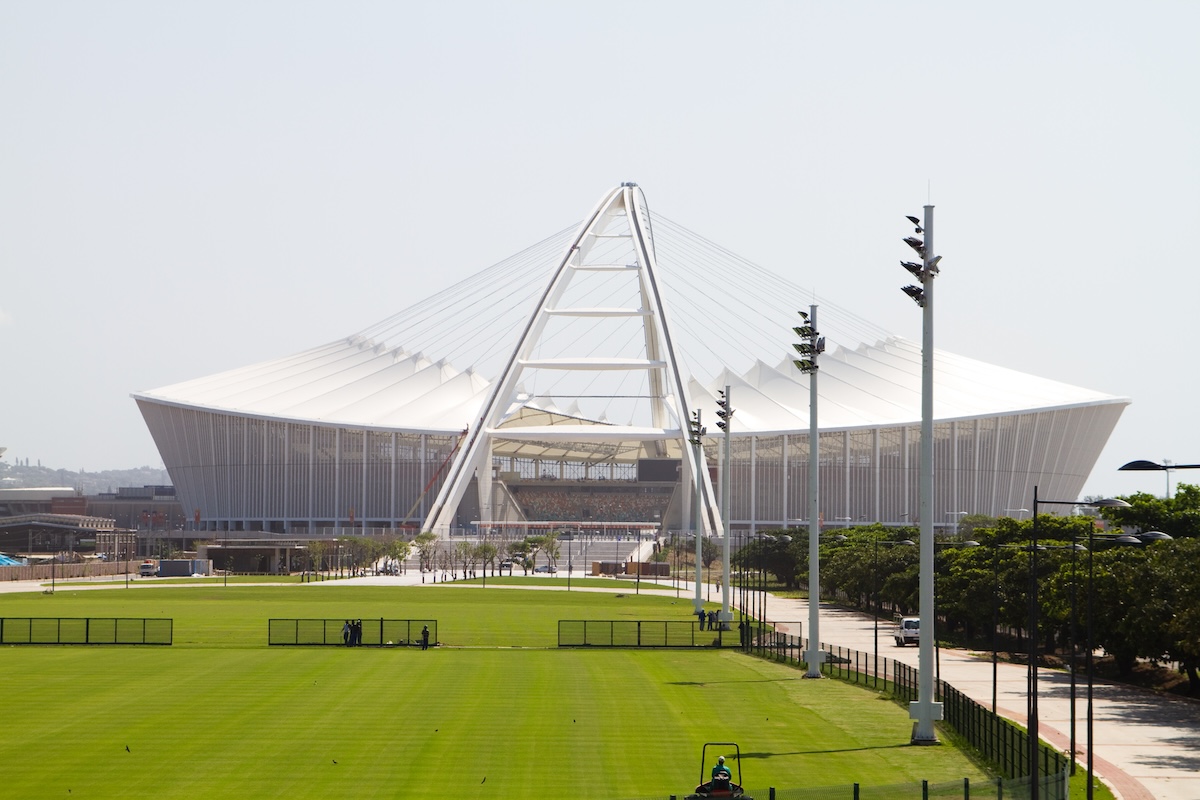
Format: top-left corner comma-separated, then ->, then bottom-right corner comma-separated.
764,596 -> 1199,800
7,573 -> 1197,799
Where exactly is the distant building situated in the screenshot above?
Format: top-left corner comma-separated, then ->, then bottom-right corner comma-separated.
0,485 -> 184,557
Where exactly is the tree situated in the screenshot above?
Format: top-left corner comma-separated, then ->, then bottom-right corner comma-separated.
505,540 -> 526,573
1100,483 -> 1200,540
413,532 -> 438,572
474,542 -> 498,576
543,537 -> 561,569
454,541 -> 475,578
733,531 -> 802,590
522,536 -> 545,574
1152,538 -> 1200,693
1089,545 -> 1149,676
385,537 -> 412,572
307,540 -> 328,575
957,513 -> 998,539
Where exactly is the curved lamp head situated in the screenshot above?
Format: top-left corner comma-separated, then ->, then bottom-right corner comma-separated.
1119,460 -> 1166,471
1090,497 -> 1132,508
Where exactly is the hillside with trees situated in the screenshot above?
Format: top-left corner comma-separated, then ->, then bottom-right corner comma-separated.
0,458 -> 170,496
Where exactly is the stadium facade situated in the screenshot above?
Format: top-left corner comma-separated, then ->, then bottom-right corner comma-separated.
134,185 -> 1128,538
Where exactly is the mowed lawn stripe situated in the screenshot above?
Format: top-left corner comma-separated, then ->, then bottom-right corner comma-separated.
0,585 -> 989,798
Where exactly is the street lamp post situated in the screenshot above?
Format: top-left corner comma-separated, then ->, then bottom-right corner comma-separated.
1080,529 -> 1168,799
946,511 -> 968,537
672,531 -> 679,598
1119,458 -> 1200,499
991,544 -> 1000,713
932,539 -> 980,695
872,537 -> 915,681
567,529 -> 573,591
1028,490 -> 1130,800
1041,536 -> 1088,774
898,205 -> 943,743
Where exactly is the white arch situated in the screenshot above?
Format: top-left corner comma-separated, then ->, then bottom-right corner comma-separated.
424,184 -> 720,537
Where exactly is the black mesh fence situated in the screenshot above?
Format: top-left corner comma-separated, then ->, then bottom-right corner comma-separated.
559,620 -> 745,648
619,772 -> 1067,799
0,617 -> 172,645
738,630 -> 1069,790
268,618 -> 437,647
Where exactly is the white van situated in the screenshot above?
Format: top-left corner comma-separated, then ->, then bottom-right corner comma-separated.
138,562 -> 158,577
894,616 -> 920,646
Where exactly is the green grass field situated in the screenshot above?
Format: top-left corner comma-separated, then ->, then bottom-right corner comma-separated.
0,582 -> 994,798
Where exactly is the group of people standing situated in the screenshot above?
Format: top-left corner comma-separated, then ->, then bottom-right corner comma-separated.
695,609 -> 722,630
340,619 -> 431,649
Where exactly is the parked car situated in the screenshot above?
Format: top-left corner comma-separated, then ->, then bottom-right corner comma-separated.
533,565 -> 558,573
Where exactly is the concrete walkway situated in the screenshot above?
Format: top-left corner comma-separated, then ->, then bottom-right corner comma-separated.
763,595 -> 1199,800
8,573 -> 1197,799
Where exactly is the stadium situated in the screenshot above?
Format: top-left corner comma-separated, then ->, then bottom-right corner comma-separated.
133,184 -> 1128,540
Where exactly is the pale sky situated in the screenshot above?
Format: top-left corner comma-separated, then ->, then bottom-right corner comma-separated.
2,1 -> 1197,501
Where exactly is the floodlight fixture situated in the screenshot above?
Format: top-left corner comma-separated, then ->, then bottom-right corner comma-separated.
902,285 -> 925,306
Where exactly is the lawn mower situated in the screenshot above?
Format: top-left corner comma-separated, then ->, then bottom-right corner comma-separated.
685,742 -> 751,799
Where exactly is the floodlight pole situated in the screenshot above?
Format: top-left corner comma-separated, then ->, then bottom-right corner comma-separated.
910,204 -> 942,743
720,385 -> 733,625
804,304 -> 824,678
689,410 -> 706,614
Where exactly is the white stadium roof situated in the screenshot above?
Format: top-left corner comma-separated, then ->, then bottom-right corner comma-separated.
135,187 -> 1127,447
136,333 -> 1121,435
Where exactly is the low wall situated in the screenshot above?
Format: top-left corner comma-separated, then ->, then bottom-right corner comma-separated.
0,562 -> 131,582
